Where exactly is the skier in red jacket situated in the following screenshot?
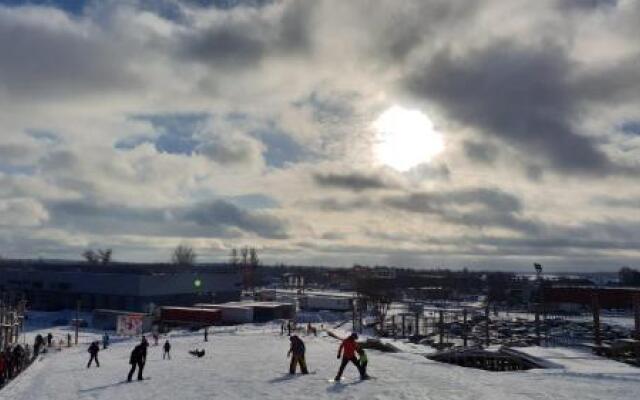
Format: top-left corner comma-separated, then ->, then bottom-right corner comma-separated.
334,333 -> 365,381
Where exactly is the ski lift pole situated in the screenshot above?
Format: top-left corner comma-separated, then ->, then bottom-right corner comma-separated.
75,299 -> 81,345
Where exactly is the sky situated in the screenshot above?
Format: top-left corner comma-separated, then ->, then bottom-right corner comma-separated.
0,0 -> 640,272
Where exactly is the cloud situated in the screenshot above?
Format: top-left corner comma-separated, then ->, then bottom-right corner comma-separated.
183,199 -> 288,239
463,140 -> 499,165
0,6 -> 140,99
0,198 -> 49,227
383,188 -> 540,234
404,41 -> 614,174
313,171 -> 397,192
197,134 -> 264,167
46,197 -> 288,239
0,1 -> 639,268
176,0 -> 314,68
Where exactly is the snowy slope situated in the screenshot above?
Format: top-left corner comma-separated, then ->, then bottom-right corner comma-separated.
2,325 -> 640,400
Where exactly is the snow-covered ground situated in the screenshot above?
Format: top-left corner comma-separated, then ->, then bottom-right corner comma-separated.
2,322 -> 640,400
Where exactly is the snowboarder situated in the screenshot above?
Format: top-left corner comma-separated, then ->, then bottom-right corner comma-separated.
102,332 -> 110,349
189,349 -> 205,358
287,335 -> 308,374
334,333 -> 365,381
33,334 -> 44,358
163,340 -> 171,360
67,333 -> 72,347
127,341 -> 147,381
46,333 -> 53,347
141,336 -> 149,350
87,341 -> 100,368
357,347 -> 370,379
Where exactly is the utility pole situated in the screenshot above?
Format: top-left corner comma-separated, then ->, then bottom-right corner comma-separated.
75,299 -> 81,345
463,308 -> 468,348
484,302 -> 490,347
633,294 -> 640,340
592,292 -> 601,346
439,310 -> 444,345
535,304 -> 541,346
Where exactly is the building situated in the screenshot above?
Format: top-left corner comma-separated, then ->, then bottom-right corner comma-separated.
299,292 -> 354,311
92,309 -> 153,331
156,306 -> 222,327
195,301 -> 295,324
0,260 -> 242,312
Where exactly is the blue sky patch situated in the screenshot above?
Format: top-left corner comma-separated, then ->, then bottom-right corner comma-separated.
0,0 -> 86,15
620,121 -> 640,136
127,113 -> 208,155
252,128 -> 309,168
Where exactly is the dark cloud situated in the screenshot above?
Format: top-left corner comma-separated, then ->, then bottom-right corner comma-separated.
463,140 -> 498,165
0,7 -> 139,99
385,188 -> 523,214
525,164 -> 544,181
197,134 -> 263,166
184,200 -> 288,239
384,188 -> 540,234
177,0 -> 314,68
320,231 -> 346,240
182,0 -> 274,10
558,0 -> 618,11
180,24 -> 266,67
592,196 -> 640,209
405,41 -> 614,174
313,172 -> 395,192
576,54 -> 640,107
46,198 -> 288,239
360,1 -> 478,62
311,197 -> 374,212
0,142 -> 39,166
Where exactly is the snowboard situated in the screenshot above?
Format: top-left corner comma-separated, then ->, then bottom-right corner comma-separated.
125,377 -> 151,383
328,376 -> 375,383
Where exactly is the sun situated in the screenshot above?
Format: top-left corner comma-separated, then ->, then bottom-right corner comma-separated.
372,105 -> 444,172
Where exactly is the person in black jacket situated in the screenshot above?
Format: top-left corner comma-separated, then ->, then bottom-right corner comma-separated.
33,335 -> 45,358
127,339 -> 148,382
163,340 -> 171,360
46,333 -> 53,347
87,342 -> 100,368
287,335 -> 308,374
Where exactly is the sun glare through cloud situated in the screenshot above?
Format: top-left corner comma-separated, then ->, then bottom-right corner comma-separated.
372,105 -> 444,172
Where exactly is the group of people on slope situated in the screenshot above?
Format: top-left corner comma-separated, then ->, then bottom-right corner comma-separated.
86,335 -> 173,381
287,332 -> 370,381
1,331 -> 62,388
281,321 -> 321,337
0,344 -> 29,388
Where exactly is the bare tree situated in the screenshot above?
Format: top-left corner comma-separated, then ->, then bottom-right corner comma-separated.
83,248 -> 113,264
98,248 -> 112,264
240,246 -> 249,266
229,248 -> 239,267
172,245 -> 196,267
83,249 -> 99,264
249,247 -> 259,269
